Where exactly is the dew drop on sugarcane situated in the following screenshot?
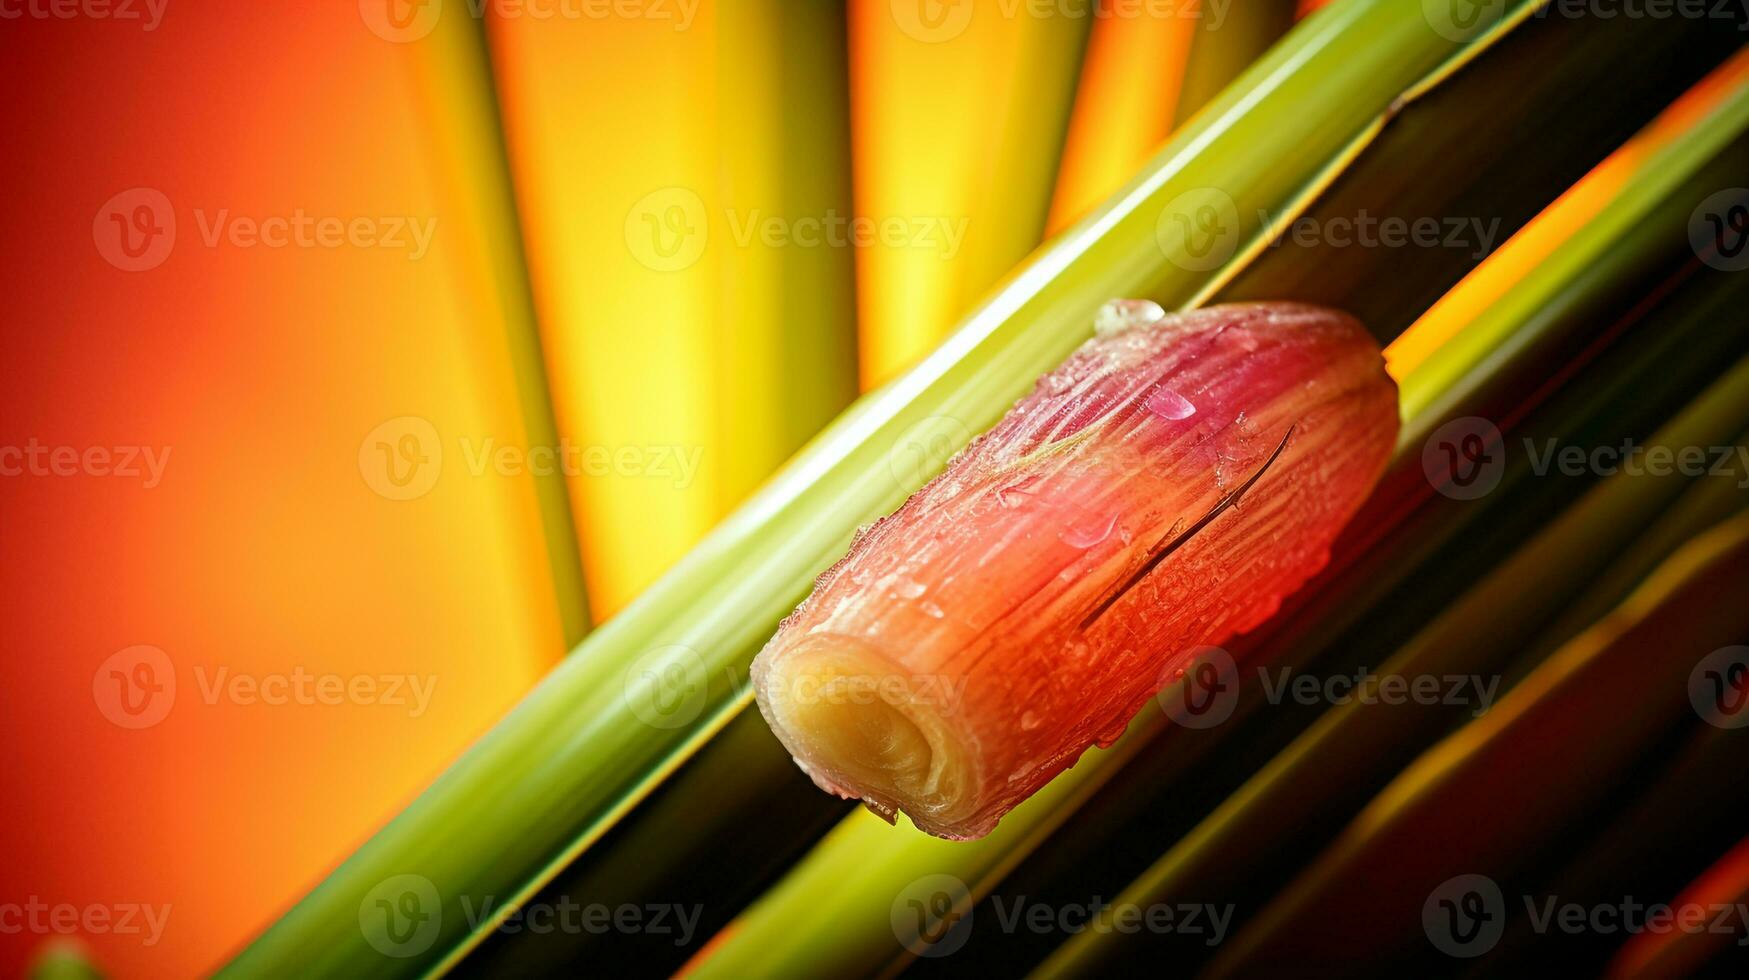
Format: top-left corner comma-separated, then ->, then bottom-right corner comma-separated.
1060,513 -> 1116,549
1093,298 -> 1167,338
1020,711 -> 1041,731
1145,387 -> 1197,421
894,578 -> 926,599
919,600 -> 945,619
1222,326 -> 1260,352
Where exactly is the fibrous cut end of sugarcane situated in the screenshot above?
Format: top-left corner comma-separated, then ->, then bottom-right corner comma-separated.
750,301 -> 1400,840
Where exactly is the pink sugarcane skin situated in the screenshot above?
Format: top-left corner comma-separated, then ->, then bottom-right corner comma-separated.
752,302 -> 1400,839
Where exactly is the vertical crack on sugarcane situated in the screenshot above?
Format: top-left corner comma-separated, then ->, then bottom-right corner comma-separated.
1079,425 -> 1296,630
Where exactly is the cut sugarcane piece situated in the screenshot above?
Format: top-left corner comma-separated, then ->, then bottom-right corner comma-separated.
751,301 -> 1399,839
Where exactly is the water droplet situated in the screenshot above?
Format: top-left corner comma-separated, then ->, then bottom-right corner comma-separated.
920,600 -> 945,619
1145,387 -> 1197,421
996,478 -> 1036,509
1020,711 -> 1041,731
1094,299 -> 1166,338
1060,512 -> 1116,549
894,578 -> 926,599
1222,326 -> 1259,352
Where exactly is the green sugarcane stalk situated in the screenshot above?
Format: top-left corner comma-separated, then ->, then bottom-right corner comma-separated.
408,6 -> 591,645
